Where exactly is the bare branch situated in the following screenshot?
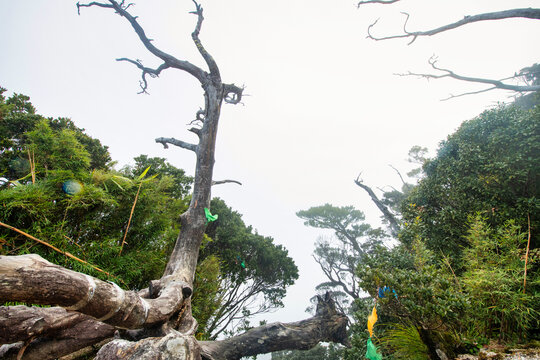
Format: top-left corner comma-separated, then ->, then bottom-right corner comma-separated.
77,0 -> 207,83
398,57 -> 540,97
441,87 -> 499,101
223,83 -> 244,104
313,255 -> 357,299
200,293 -> 349,360
188,127 -> 202,137
212,179 -> 242,186
354,174 -> 400,237
195,108 -> 206,122
155,137 -> 198,152
77,1 -> 113,15
389,164 -> 406,185
367,8 -> 540,45
116,58 -> 170,94
357,0 -> 400,7
190,0 -> 221,79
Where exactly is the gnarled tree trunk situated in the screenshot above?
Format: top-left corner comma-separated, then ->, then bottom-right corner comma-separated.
0,1 -> 349,359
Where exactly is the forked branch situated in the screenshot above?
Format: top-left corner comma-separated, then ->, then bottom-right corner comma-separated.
367,8 -> 540,45
116,58 -> 170,93
398,57 -> 540,99
190,0 -> 220,79
77,0 -> 207,84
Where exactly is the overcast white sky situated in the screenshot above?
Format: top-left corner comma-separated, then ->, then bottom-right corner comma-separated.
1,0 -> 538,344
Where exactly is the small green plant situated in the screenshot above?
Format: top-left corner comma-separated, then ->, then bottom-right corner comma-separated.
462,215 -> 540,340
380,323 -> 429,360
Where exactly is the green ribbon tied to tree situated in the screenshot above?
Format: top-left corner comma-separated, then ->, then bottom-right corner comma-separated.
236,256 -> 246,269
366,338 -> 382,360
204,208 -> 218,223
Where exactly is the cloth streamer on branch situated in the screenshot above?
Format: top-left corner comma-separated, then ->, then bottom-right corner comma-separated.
204,208 -> 218,223
378,286 -> 397,299
366,338 -> 382,360
236,256 -> 246,269
367,306 -> 378,337
366,303 -> 382,359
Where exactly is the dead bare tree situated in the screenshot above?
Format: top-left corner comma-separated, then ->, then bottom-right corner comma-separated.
358,1 -> 540,97
0,1 -> 348,359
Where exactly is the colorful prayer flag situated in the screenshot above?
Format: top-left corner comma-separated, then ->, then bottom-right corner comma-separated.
366,338 -> 382,360
204,208 -> 218,223
367,306 -> 378,337
378,286 -> 398,299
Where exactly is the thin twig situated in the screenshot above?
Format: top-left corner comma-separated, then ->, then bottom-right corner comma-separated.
523,213 -> 531,293
0,221 -> 113,277
17,335 -> 35,360
388,164 -> 406,185
27,149 -> 35,184
440,251 -> 461,291
119,182 -> 142,256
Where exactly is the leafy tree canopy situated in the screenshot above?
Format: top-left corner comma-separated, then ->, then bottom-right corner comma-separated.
0,87 -> 111,183
400,103 -> 540,263
297,204 -> 385,312
1,86 -> 298,341
200,198 -> 299,338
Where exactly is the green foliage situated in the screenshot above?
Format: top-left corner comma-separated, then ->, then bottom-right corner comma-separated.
0,88 -> 192,290
297,204 -> 376,244
353,232 -> 467,358
380,323 -> 428,360
349,103 -> 540,358
192,254 -> 222,340
201,198 -> 299,338
125,154 -> 193,199
520,63 -> 540,86
297,204 -> 384,306
0,87 -> 111,183
401,104 -> 540,264
0,88 -> 297,340
358,239 -> 465,328
0,164 -> 188,289
406,145 -> 428,179
49,117 -> 112,170
27,119 -> 91,176
462,215 -> 540,340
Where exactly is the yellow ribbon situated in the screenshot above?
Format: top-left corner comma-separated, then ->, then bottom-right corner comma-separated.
367,306 -> 378,337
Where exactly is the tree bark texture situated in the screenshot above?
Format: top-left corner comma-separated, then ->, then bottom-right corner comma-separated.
0,2 -> 350,359
0,307 -> 114,360
83,293 -> 348,360
199,293 -> 349,360
0,254 -> 190,329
